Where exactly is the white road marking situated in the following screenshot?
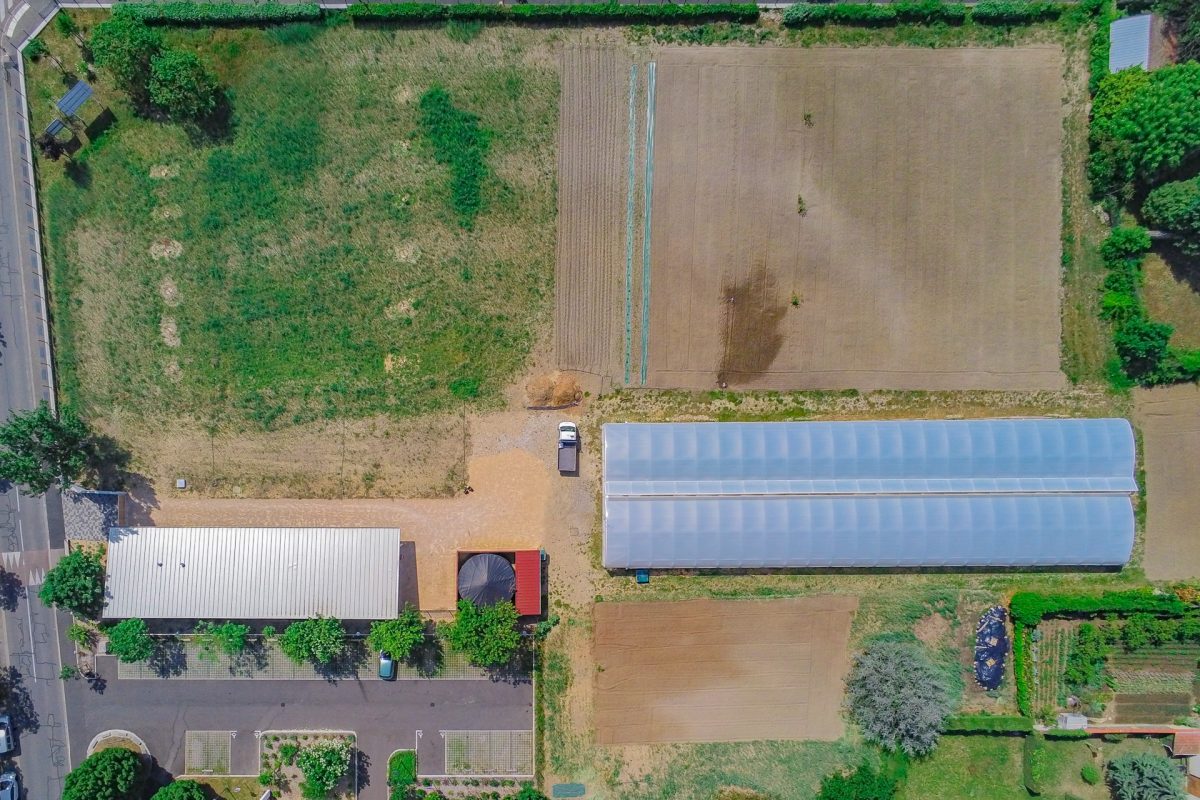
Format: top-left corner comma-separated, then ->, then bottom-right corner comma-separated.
4,5 -> 28,39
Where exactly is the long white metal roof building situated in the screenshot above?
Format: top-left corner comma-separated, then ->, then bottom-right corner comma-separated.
602,419 -> 1137,570
103,527 -> 402,620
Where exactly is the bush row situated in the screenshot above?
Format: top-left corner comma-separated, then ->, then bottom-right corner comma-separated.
345,3 -> 760,24
118,2 -> 322,24
1014,622 -> 1032,717
944,714 -> 1033,733
1023,734 -> 1048,796
1009,589 -> 1186,627
782,0 -> 1064,28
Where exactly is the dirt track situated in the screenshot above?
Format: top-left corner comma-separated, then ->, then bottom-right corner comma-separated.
636,47 -> 1066,391
593,596 -> 857,744
1135,385 -> 1200,580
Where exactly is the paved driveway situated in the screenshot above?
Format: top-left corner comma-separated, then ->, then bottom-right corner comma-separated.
65,658 -> 533,799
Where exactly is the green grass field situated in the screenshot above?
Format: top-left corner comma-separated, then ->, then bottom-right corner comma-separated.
30,15 -> 557,433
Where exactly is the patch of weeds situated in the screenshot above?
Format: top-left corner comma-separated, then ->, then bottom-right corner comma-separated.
417,86 -> 491,228
445,20 -> 484,43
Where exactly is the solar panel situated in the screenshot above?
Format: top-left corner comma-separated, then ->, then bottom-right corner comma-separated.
56,81 -> 93,117
43,118 -> 64,137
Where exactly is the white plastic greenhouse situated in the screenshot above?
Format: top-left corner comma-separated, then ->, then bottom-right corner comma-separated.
601,419 -> 1137,570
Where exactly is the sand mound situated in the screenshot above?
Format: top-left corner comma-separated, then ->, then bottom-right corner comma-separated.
526,371 -> 581,407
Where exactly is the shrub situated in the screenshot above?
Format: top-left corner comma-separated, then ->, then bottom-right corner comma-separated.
783,0 -> 968,27
151,780 -> 208,800
845,639 -> 953,756
0,401 -> 94,496
107,617 -> 155,663
346,3 -> 759,24
23,37 -> 48,60
368,606 -> 426,662
149,50 -> 219,119
389,750 -> 417,787
1045,728 -> 1091,739
1065,622 -> 1112,692
970,1 -> 1063,25
281,742 -> 300,766
40,548 -> 105,618
89,13 -> 164,103
815,763 -> 897,800
417,87 -> 491,229
1115,315 -> 1174,380
1009,590 -> 1185,627
942,714 -> 1033,733
279,617 -> 346,665
1101,225 -> 1152,261
63,747 -> 144,800
442,599 -> 521,668
1014,622 -> 1032,716
121,3 -> 322,24
1082,763 -> 1102,785
1143,178 -> 1200,256
1106,752 -> 1185,800
1024,734 -> 1050,795
296,739 -> 352,799
194,620 -> 250,661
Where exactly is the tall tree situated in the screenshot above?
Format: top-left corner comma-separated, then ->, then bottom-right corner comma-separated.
1107,752 -> 1185,800
151,779 -> 207,800
279,617 -> 346,666
1143,178 -> 1200,256
89,13 -> 162,103
107,617 -> 155,663
845,639 -> 954,756
367,606 -> 426,661
443,599 -> 520,668
0,401 -> 92,495
149,50 -> 218,119
39,548 -> 105,618
63,747 -> 144,800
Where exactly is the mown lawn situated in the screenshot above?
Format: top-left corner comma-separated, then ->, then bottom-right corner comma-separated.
29,14 -> 557,432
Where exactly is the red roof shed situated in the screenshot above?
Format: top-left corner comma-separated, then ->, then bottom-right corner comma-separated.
514,550 -> 542,617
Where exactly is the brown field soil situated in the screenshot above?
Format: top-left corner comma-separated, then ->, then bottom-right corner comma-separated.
1111,693 -> 1193,724
1142,251 -> 1200,350
1134,385 -> 1200,580
638,47 -> 1065,391
555,46 -> 633,382
592,596 -> 858,744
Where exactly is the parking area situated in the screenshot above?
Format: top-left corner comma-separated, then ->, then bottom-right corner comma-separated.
65,657 -> 533,799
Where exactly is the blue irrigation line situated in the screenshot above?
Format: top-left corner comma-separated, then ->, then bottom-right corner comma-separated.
623,64 -> 638,387
640,61 -> 656,386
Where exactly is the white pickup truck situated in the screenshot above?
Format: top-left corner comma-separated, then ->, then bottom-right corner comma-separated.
557,422 -> 579,474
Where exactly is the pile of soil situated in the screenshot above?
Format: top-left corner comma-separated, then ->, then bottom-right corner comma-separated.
526,371 -> 581,407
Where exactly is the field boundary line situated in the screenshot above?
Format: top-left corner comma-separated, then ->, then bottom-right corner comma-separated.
623,62 -> 637,386
639,60 -> 656,386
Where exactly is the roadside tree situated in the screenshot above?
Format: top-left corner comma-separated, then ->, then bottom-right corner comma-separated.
39,548 -> 105,617
107,617 -> 155,663
845,639 -> 953,756
63,747 -> 144,800
149,50 -> 219,119
89,13 -> 162,103
1107,752 -> 1185,800
195,620 -> 250,661
279,617 -> 345,665
367,605 -> 426,661
0,401 -> 92,496
152,779 -> 208,800
443,599 -> 520,668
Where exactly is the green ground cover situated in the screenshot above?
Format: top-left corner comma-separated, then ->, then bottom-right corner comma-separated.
29,15 -> 557,432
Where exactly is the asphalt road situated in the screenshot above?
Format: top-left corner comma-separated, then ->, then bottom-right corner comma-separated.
66,660 -> 534,798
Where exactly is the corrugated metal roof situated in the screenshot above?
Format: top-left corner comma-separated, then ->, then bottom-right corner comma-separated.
104,527 -> 401,620
1110,14 -> 1152,73
514,550 -> 541,616
602,419 -> 1137,570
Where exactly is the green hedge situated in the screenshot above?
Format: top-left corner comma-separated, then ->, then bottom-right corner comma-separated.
1044,728 -> 1091,740
118,2 -> 322,23
1009,589 -> 1186,627
782,0 -> 1061,28
346,3 -> 760,24
1014,622 -> 1032,717
944,714 -> 1034,733
1023,734 -> 1048,796
970,0 -> 1062,25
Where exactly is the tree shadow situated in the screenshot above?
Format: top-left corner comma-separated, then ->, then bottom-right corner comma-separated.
317,639 -> 368,683
148,637 -> 187,678
353,748 -> 371,791
122,474 -> 160,525
409,635 -> 444,679
83,107 -> 116,144
488,643 -> 534,686
229,639 -> 270,677
64,158 -> 90,188
83,670 -> 106,694
1157,242 -> 1200,294
0,666 -> 39,735
0,569 -> 24,612
85,433 -> 133,492
184,91 -> 236,146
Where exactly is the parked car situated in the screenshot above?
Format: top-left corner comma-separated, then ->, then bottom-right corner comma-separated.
378,651 -> 396,681
557,421 -> 579,474
0,715 -> 13,755
0,770 -> 18,800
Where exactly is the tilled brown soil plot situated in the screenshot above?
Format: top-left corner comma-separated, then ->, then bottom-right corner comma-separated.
593,596 -> 857,744
1135,385 -> 1200,580
559,46 -> 1068,391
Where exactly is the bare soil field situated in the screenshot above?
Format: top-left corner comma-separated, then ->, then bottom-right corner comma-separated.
629,46 -> 1065,391
555,46 -> 633,382
1134,385 -> 1200,580
592,596 -> 858,744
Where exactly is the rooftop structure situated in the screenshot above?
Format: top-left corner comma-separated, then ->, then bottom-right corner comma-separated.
104,527 -> 402,620
1109,14 -> 1169,73
602,419 -> 1137,570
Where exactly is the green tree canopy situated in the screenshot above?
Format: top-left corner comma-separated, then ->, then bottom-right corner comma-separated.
443,599 -> 520,668
1089,64 -> 1200,199
39,548 -> 105,617
89,13 -> 163,102
107,617 -> 155,663
367,606 -> 426,661
1107,752 -> 1185,800
63,747 -> 144,800
0,401 -> 92,496
149,49 -> 219,119
845,639 -> 954,756
1143,177 -> 1200,256
279,617 -> 346,665
151,779 -> 208,800
296,739 -> 351,799
195,620 -> 250,661
816,764 -> 897,800
1114,315 -> 1174,380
